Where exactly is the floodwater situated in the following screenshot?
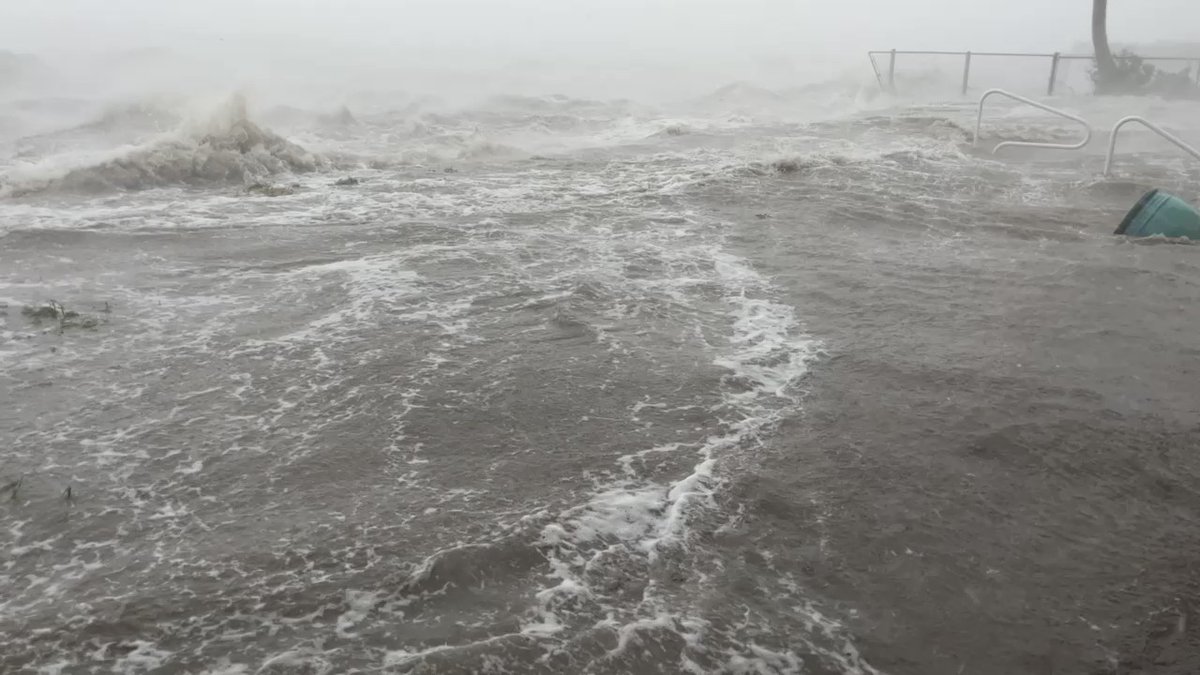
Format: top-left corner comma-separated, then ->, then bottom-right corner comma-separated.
2,76 -> 1199,674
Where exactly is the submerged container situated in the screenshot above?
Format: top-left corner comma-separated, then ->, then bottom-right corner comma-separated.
1116,189 -> 1200,240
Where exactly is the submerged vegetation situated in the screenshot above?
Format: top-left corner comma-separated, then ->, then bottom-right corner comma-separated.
20,300 -> 106,331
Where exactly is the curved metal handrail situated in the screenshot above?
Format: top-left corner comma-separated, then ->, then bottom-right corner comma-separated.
974,88 -> 1093,154
1104,116 -> 1200,176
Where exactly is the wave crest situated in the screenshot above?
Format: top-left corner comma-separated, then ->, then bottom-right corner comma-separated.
3,94 -> 321,196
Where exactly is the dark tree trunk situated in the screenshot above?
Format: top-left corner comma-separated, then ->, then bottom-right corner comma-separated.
1093,0 -> 1117,89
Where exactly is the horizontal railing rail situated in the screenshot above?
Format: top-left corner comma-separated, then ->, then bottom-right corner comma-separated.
869,49 -> 1200,96
868,50 -> 1198,61
869,50 -> 1062,58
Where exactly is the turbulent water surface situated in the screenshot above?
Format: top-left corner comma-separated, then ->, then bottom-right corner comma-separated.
2,81 -> 1200,675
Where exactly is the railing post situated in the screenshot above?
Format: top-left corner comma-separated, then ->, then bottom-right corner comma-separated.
888,49 -> 897,93
961,52 -> 972,96
1194,60 -> 1200,87
1048,52 -> 1061,96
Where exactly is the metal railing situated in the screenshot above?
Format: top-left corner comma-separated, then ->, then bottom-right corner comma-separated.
869,50 -> 1200,96
1105,116 -> 1200,176
975,89 -> 1093,154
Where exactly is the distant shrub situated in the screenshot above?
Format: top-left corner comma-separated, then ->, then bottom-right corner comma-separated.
1093,51 -> 1200,98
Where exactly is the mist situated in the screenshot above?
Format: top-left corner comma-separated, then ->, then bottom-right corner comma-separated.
4,0 -> 1200,105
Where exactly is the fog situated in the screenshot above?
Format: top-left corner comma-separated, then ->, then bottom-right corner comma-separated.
2,1 -> 1200,102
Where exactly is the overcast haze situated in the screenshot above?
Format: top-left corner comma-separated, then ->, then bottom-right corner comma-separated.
5,1 -> 1200,55
3,1 -> 1200,103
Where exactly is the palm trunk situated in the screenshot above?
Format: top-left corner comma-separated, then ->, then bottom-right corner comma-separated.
1093,0 -> 1117,89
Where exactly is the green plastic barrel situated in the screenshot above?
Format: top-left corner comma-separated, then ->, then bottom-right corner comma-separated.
1115,189 -> 1200,240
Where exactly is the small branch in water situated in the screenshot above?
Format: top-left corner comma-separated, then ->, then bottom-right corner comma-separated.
3,476 -> 23,501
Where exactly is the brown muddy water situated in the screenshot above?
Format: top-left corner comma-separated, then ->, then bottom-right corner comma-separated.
2,90 -> 1199,674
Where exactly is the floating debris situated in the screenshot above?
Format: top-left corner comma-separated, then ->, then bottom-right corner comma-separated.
772,159 -> 802,174
246,182 -> 296,197
2,477 -> 22,501
21,301 -> 102,330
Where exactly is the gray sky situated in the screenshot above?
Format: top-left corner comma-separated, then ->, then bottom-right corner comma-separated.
3,0 -> 1198,56
2,1 -> 1198,103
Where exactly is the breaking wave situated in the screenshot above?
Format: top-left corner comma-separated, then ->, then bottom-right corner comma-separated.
1,95 -> 321,196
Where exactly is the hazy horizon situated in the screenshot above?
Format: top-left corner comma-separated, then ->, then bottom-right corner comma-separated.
3,1 -> 1200,106
4,1 -> 1200,55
